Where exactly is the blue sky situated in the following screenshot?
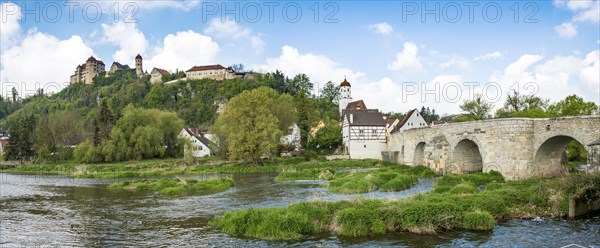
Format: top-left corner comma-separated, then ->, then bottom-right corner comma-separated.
1,0 -> 599,115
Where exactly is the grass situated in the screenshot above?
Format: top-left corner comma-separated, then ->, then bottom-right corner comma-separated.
210,172 -> 600,240
107,177 -> 234,196
1,157 -> 398,179
274,165 -> 435,194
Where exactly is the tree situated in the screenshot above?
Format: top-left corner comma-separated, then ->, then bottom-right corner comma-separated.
144,83 -> 166,109
11,87 -> 18,102
93,100 -> 115,146
4,113 -> 37,162
309,122 -> 342,154
459,95 -> 493,120
231,64 -> 245,72
35,111 -> 82,162
320,81 -> 340,103
547,95 -> 599,117
214,87 -> 285,165
496,90 -> 550,117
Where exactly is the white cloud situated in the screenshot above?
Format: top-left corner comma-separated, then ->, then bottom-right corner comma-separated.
554,22 -> 578,39
1,32 -> 94,93
490,51 -> 600,106
388,42 -> 423,71
254,45 -> 365,85
555,0 -> 600,23
204,18 -> 251,39
573,1 -> 600,23
101,22 -> 148,64
0,2 -> 21,50
368,22 -> 393,35
146,30 -> 220,72
251,35 -> 266,53
440,57 -> 471,69
475,51 -> 505,61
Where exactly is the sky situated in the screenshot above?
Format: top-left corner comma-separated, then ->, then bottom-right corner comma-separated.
0,0 -> 599,115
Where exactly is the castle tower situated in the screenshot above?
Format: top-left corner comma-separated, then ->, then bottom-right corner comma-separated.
135,54 -> 143,78
85,56 -> 97,84
338,77 -> 353,115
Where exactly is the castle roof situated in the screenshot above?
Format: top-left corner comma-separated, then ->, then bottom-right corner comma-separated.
135,54 -> 142,60
340,78 -> 351,87
85,56 -> 104,64
186,64 -> 227,72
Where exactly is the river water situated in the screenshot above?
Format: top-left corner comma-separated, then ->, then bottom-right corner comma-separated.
1,172 -> 599,247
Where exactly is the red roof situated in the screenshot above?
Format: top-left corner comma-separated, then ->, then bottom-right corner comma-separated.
340,78 -> 351,87
186,64 -> 226,72
345,100 -> 367,110
153,67 -> 170,75
86,56 -> 97,62
135,54 -> 142,59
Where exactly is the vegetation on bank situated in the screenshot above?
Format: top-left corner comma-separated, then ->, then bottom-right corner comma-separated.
108,177 -> 234,196
210,172 -> 600,240
0,158 -> 398,179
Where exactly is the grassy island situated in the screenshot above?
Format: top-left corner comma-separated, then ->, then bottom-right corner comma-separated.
210,172 -> 600,240
108,177 -> 234,196
275,165 -> 436,194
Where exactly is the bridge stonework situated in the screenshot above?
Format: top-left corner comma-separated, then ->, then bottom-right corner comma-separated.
385,116 -> 600,180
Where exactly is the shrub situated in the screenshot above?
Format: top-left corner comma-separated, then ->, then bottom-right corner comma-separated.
448,183 -> 479,194
380,175 -> 418,191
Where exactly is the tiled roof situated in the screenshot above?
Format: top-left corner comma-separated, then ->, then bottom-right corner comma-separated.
153,68 -> 170,75
342,109 -> 386,126
135,54 -> 142,59
186,64 -> 227,72
391,108 -> 417,133
345,100 -> 367,110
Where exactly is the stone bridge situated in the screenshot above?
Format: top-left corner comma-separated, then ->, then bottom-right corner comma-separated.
384,116 -> 600,180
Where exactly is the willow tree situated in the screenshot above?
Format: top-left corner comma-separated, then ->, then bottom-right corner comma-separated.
215,87 -> 296,165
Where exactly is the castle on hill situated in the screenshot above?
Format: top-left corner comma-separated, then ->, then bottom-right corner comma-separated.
70,54 -> 258,85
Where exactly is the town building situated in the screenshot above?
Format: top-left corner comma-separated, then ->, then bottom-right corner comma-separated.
337,78 -> 387,159
341,109 -> 387,159
108,62 -> 131,75
389,108 -> 428,134
179,128 -> 215,157
185,64 -> 235,80
70,56 -> 106,84
150,68 -> 170,84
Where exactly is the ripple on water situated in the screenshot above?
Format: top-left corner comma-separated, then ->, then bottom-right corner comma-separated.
1,172 -> 600,247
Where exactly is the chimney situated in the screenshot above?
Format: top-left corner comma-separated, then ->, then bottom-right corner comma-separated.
350,113 -> 354,123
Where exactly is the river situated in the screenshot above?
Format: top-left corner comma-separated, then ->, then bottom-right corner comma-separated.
1,172 -> 599,247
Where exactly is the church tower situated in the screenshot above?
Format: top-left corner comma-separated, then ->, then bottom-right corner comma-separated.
338,78 -> 353,115
135,54 -> 144,78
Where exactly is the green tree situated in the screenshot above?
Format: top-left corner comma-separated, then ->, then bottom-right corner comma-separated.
35,111 -> 82,162
5,113 -> 37,162
459,95 -> 493,120
547,95 -> 599,117
310,122 -> 342,154
496,90 -> 550,117
214,87 -> 284,165
144,83 -> 166,109
320,81 -> 340,103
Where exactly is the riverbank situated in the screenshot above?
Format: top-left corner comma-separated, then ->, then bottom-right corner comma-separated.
0,157 -> 398,178
210,172 -> 600,240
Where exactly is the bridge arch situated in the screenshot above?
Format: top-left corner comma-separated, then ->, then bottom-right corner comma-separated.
413,142 -> 426,165
452,139 -> 483,173
533,135 -> 588,177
